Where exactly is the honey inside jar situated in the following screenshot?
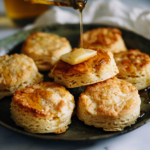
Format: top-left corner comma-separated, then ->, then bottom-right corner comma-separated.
4,0 -> 49,26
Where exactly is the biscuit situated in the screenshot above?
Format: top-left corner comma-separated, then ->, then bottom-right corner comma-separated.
11,82 -> 75,134
22,32 -> 72,71
83,28 -> 127,53
49,47 -> 119,88
76,77 -> 141,131
114,49 -> 150,90
0,54 -> 43,99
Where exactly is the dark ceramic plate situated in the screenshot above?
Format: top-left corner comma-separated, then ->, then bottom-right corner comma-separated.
0,24 -> 150,141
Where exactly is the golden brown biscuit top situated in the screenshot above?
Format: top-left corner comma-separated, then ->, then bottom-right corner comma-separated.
53,47 -> 110,75
83,28 -> 121,46
0,54 -> 38,85
22,32 -> 70,56
114,49 -> 150,74
79,77 -> 140,117
12,82 -> 74,116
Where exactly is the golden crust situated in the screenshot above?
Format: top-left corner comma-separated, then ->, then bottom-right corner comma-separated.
83,28 -> 127,53
114,49 -> 150,90
54,126 -> 68,134
11,81 -> 75,133
0,54 -> 43,99
53,47 -> 110,75
80,77 -> 139,117
22,32 -> 72,71
12,82 -> 74,116
50,47 -> 119,88
114,49 -> 150,73
77,77 -> 141,131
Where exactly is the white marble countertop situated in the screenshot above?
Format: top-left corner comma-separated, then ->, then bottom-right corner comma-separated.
0,122 -> 150,150
1,0 -> 150,150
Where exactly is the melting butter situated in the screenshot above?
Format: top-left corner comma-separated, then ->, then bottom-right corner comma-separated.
60,48 -> 97,65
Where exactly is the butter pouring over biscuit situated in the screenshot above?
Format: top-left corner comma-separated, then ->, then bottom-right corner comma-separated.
60,48 -> 97,65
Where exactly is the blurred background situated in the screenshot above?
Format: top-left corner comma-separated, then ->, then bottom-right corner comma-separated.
0,0 -> 150,40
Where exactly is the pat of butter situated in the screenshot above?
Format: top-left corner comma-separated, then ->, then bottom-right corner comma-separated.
60,48 -> 97,65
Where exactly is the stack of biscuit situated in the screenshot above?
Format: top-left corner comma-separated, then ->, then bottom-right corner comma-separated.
10,32 -> 75,134
9,27 -> 146,133
48,28 -> 141,131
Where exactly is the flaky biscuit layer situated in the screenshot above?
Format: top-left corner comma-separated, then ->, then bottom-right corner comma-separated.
0,54 -> 43,99
77,77 -> 141,131
11,82 -> 75,133
83,28 -> 127,53
49,47 -> 119,88
22,32 -> 72,71
114,49 -> 150,90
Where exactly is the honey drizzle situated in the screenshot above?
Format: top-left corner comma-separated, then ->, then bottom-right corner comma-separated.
123,98 -> 133,110
21,87 -> 53,111
77,1 -> 86,48
79,10 -> 83,48
26,0 -> 87,48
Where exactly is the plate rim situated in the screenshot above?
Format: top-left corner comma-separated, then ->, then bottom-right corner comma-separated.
0,117 -> 149,141
0,24 -> 150,141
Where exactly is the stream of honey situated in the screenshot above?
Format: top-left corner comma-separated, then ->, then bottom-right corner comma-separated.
25,0 -> 87,47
